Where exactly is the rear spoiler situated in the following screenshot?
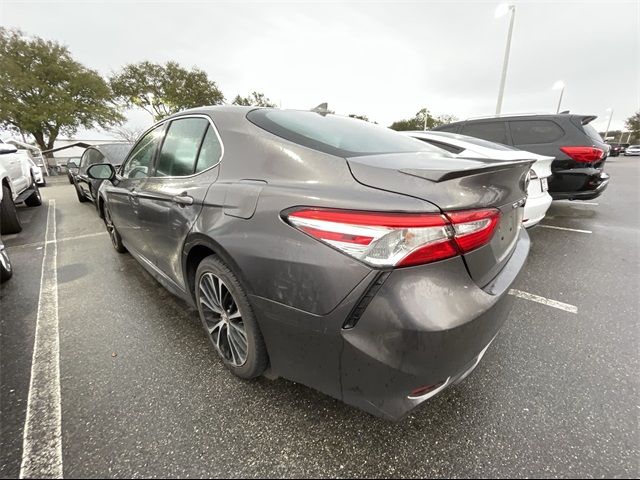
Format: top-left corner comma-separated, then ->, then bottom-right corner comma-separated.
400,159 -> 534,183
579,115 -> 597,125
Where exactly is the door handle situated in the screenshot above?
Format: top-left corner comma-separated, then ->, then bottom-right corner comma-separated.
172,194 -> 194,206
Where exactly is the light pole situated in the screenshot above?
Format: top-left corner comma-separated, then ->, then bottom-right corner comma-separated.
553,81 -> 565,113
604,108 -> 613,140
495,3 -> 516,115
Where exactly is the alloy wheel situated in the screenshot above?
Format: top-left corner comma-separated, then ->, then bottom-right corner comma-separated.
199,272 -> 248,367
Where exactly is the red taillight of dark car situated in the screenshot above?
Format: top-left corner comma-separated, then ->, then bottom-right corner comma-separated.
286,208 -> 501,268
560,146 -> 605,162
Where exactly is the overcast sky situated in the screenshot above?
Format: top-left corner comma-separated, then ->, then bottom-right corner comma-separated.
1,0 -> 638,139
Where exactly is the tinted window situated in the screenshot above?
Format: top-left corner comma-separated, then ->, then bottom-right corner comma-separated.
121,125 -> 164,179
510,120 -> 564,145
99,144 -> 133,165
156,118 -> 209,177
582,123 -> 604,143
460,122 -> 508,144
430,131 -> 518,151
81,149 -> 104,168
248,109 -> 444,157
195,126 -> 222,173
416,138 -> 465,155
434,124 -> 459,133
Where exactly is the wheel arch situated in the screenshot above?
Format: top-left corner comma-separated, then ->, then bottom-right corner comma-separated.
182,233 -> 252,303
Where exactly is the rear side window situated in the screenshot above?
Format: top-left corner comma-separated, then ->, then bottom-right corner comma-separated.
510,120 -> 564,145
582,123 -> 604,143
460,122 -> 508,144
195,126 -> 223,173
247,109 -> 443,157
156,118 -> 209,177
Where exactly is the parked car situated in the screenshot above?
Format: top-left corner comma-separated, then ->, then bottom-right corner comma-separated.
66,157 -> 81,184
404,131 -> 553,228
68,143 -> 132,205
27,157 -> 46,186
0,237 -> 11,283
433,113 -> 610,201
624,145 -> 640,156
89,107 -> 532,420
0,140 -> 42,234
0,163 -> 14,282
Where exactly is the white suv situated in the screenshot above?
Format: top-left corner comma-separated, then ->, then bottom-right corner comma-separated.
0,140 -> 42,234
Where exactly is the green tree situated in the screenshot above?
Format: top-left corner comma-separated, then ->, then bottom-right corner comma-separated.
232,91 -> 276,107
625,111 -> 640,142
389,108 -> 457,131
0,28 -> 123,158
110,61 -> 224,121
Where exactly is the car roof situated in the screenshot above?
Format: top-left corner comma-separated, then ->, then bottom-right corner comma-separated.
440,113 -> 595,126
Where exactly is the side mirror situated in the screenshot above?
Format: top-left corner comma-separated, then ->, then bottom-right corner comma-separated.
67,161 -> 79,169
87,163 -> 115,181
0,144 -> 18,155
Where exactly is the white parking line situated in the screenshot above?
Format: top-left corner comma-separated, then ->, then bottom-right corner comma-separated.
7,231 -> 107,250
509,289 -> 578,314
555,200 -> 599,206
20,200 -> 63,479
538,225 -> 592,234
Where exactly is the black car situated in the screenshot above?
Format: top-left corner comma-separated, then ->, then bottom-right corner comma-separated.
607,143 -> 623,157
433,113 -> 610,200
68,143 -> 132,204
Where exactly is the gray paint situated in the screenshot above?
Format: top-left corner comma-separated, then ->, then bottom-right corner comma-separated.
99,106 -> 531,419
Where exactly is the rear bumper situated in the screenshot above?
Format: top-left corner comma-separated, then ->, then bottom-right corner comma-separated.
550,171 -> 610,200
250,229 -> 530,421
523,191 -> 552,228
340,228 -> 530,420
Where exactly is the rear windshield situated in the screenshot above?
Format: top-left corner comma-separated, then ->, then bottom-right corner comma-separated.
582,123 -> 604,143
247,109 -> 444,157
428,131 -> 518,151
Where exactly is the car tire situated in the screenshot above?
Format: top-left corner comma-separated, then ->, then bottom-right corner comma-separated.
1,184 -> 22,235
24,181 -> 42,207
103,205 -> 126,253
0,247 -> 12,283
195,255 -> 268,379
74,179 -> 88,203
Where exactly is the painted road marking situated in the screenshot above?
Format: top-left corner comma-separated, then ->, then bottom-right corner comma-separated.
20,200 -> 63,479
509,289 -> 578,314
555,200 -> 599,206
538,225 -> 592,234
7,231 -> 107,250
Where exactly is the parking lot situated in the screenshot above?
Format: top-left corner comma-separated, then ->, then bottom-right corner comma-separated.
0,157 -> 638,478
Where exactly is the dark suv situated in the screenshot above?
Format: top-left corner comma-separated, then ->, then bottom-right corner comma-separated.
433,114 -> 610,200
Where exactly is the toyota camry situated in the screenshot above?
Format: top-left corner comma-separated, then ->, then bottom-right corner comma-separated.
89,106 -> 532,420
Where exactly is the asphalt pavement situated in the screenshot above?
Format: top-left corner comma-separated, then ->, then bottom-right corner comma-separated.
1,157 -> 639,478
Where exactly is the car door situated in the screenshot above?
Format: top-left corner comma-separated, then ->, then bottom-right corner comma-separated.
136,116 -> 222,289
77,148 -> 105,199
107,124 -> 166,261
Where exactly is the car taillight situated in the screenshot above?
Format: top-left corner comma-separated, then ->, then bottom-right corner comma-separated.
560,146 -> 604,162
285,208 -> 501,268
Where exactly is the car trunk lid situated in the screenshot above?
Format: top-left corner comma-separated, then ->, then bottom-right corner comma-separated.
347,152 -> 533,286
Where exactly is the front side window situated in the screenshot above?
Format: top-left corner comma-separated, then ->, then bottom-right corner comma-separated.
121,125 -> 165,179
460,121 -> 508,144
156,118 -> 209,177
247,109 -> 444,157
510,120 -> 565,145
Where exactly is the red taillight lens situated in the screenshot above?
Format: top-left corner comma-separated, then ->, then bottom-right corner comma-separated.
286,207 -> 501,268
446,209 -> 501,253
560,146 -> 604,162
